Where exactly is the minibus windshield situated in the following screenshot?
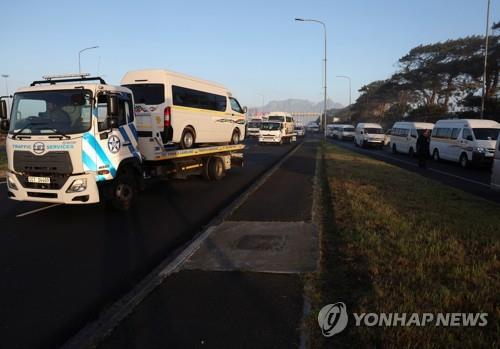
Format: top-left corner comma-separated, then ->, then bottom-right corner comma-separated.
365,128 -> 383,134
473,128 -> 500,141
344,127 -> 355,132
261,122 -> 282,130
248,122 -> 262,129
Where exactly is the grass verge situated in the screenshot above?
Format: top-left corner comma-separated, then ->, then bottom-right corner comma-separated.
311,142 -> 499,347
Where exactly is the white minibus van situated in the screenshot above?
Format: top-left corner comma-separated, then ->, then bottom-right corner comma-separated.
430,119 -> 500,168
121,69 -> 246,149
333,124 -> 355,140
354,123 -> 384,148
390,121 -> 434,156
266,112 -> 295,135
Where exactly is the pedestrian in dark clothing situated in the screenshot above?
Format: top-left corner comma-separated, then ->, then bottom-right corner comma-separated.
416,129 -> 431,168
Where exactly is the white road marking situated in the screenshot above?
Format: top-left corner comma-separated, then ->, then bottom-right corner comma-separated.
16,203 -> 62,218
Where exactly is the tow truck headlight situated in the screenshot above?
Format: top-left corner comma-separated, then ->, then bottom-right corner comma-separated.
7,177 -> 18,190
66,179 -> 87,193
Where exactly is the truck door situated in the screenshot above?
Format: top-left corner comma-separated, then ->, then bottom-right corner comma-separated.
93,93 -> 139,179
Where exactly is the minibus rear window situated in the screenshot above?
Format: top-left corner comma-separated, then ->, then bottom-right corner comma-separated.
123,84 -> 165,105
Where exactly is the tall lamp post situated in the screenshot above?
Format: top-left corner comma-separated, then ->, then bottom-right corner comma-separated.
336,75 -> 352,121
1,74 -> 10,113
78,46 -> 99,75
295,18 -> 327,137
480,0 -> 491,119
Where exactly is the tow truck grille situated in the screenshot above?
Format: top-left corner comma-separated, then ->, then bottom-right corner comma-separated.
13,151 -> 73,190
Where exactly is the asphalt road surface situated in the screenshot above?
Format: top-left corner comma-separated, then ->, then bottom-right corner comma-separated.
0,138 -> 300,349
328,138 -> 500,204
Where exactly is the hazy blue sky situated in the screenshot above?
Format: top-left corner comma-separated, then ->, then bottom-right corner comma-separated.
0,0 -> 497,108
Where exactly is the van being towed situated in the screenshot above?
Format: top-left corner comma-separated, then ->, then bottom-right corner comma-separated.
121,69 -> 246,149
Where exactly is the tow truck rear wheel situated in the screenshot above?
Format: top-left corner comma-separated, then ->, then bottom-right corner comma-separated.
107,173 -> 138,211
204,157 -> 225,181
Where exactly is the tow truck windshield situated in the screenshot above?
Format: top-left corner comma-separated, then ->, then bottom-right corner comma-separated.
261,122 -> 282,131
9,90 -> 93,136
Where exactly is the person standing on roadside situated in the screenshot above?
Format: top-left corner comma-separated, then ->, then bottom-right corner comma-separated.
416,129 -> 431,168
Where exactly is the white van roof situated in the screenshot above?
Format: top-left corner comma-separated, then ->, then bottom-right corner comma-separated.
356,123 -> 382,128
266,111 -> 292,117
121,69 -> 228,92
434,119 -> 500,128
393,121 -> 434,129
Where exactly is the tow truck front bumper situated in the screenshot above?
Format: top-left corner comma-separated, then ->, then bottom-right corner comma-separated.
6,172 -> 100,204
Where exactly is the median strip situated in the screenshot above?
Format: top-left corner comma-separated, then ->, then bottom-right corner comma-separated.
310,142 -> 499,348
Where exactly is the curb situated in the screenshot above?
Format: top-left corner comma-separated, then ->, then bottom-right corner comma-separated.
62,141 -> 304,349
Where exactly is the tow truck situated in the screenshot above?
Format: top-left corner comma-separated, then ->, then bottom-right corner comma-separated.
0,75 -> 244,210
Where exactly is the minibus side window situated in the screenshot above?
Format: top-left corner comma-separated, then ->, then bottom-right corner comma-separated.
451,128 -> 460,139
462,128 -> 473,141
411,129 -> 418,138
229,97 -> 244,114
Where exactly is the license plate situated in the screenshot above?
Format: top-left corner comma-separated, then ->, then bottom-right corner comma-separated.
28,176 -> 51,184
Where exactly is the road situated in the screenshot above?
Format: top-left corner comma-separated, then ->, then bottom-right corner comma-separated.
0,138 -> 299,349
328,138 -> 500,204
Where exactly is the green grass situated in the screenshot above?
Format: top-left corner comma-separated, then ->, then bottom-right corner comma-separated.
312,142 -> 499,348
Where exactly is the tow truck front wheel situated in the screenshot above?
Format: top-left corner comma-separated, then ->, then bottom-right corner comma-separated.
107,174 -> 138,211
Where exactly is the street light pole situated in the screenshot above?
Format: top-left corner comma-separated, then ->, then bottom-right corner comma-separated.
480,0 -> 491,119
295,18 -> 327,138
336,75 -> 351,121
78,46 -> 99,75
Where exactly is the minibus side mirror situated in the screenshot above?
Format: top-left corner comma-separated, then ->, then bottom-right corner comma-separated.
0,100 -> 7,119
243,106 -> 248,114
107,95 -> 119,117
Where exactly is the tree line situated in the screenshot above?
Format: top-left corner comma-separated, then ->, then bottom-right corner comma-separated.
336,22 -> 499,128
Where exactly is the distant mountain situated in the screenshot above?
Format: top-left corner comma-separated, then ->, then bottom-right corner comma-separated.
248,98 -> 343,115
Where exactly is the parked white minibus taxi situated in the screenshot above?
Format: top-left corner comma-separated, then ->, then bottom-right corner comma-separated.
354,123 -> 385,148
390,121 -> 434,156
430,119 -> 500,168
333,124 -> 355,141
121,69 -> 246,149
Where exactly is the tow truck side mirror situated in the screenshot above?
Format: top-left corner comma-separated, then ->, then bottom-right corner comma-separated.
0,100 -> 7,119
107,95 -> 119,117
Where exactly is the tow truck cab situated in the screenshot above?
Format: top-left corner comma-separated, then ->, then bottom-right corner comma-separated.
0,75 -> 142,210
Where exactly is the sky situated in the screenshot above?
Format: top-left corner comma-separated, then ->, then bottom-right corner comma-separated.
0,0 -> 497,108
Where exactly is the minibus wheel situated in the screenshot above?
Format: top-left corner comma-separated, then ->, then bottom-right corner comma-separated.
180,127 -> 195,149
230,129 -> 240,144
433,149 -> 440,162
460,153 -> 469,168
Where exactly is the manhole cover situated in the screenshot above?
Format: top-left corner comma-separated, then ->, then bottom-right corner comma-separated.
234,235 -> 286,251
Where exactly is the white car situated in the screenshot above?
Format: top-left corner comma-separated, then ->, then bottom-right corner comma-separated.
307,123 -> 320,133
295,125 -> 305,137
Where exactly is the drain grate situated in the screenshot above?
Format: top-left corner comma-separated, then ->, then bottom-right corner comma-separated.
234,235 -> 286,251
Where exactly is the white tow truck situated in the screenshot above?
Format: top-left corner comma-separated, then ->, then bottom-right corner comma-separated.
0,75 -> 244,210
